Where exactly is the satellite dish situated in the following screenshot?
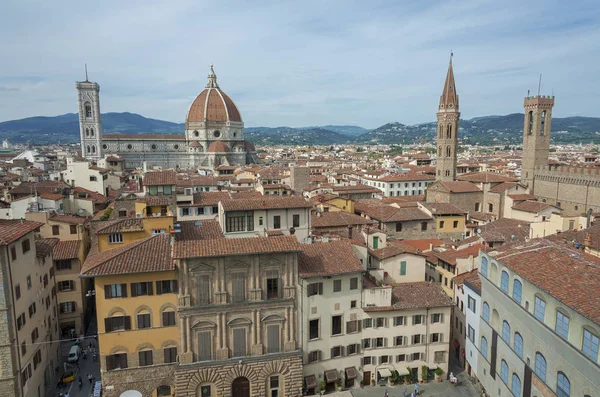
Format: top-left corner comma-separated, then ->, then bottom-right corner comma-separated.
476,228 -> 482,234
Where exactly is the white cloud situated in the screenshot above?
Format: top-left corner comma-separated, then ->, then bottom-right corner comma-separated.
0,0 -> 598,127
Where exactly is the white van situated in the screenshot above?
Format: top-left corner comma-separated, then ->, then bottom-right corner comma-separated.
68,345 -> 80,363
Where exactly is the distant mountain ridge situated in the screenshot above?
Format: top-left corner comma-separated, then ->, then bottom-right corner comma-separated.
1,112 -> 599,145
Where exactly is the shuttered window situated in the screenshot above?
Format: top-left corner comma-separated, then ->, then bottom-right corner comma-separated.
130,282 -> 153,297
139,350 -> 153,366
198,331 -> 212,361
104,316 -> 131,333
104,284 -> 127,299
266,270 -> 280,300
162,311 -> 176,326
196,275 -> 210,305
267,324 -> 280,353
231,273 -> 246,303
233,328 -> 246,357
106,353 -> 128,370
137,313 -> 151,329
164,347 -> 177,363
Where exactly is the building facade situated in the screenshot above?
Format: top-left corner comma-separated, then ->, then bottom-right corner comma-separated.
77,66 -> 258,169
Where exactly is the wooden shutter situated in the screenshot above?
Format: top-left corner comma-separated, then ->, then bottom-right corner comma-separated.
198,331 -> 212,361
357,320 -> 362,332
104,285 -> 110,299
120,354 -> 128,369
130,283 -> 137,297
267,324 -> 280,353
104,318 -> 112,332
340,346 -> 345,356
124,316 -> 131,330
197,275 -> 210,305
148,282 -> 153,295
318,282 -> 323,295
330,347 -> 335,358
121,284 -> 127,298
440,313 -> 444,323
156,281 -> 163,295
172,280 -> 178,293
233,328 -> 246,357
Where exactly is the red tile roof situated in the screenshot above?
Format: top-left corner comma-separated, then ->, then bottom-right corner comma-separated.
435,181 -> 482,193
298,240 -> 364,277
72,186 -> 109,203
96,218 -> 144,234
312,212 -> 376,229
421,202 -> 467,215
493,239 -> 600,324
143,170 -> 177,186
508,194 -> 537,201
488,182 -> 518,193
81,234 -> 173,277
363,282 -> 452,311
400,239 -> 444,252
36,238 -> 59,257
174,235 -> 301,259
39,192 -> 64,201
456,172 -> 518,183
146,195 -> 172,207
174,220 -> 224,241
49,213 -> 88,225
512,201 -> 558,213
53,240 -> 81,260
0,220 -> 43,245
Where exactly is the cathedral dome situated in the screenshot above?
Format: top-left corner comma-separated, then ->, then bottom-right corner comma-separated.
207,141 -> 230,153
243,140 -> 256,151
189,141 -> 202,147
186,65 -> 242,125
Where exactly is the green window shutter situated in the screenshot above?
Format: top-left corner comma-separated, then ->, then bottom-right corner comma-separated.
400,261 -> 407,276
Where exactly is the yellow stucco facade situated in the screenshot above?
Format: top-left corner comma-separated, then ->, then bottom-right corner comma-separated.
435,214 -> 466,234
97,216 -> 174,252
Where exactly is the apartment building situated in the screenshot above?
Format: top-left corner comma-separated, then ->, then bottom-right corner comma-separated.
0,220 -> 60,397
25,211 -> 89,336
476,240 -> 600,397
360,173 -> 435,197
361,281 -> 453,384
462,272 -> 482,379
298,240 -> 364,393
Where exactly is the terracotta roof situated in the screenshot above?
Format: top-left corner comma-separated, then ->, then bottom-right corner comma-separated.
96,218 -> 144,234
174,220 -> 224,241
456,172 -> 518,183
174,235 -> 301,259
81,234 -> 173,277
103,134 -> 184,141
363,282 -> 452,311
512,201 -> 558,213
508,194 -> 537,201
72,186 -> 109,203
312,212 -> 376,229
207,141 -> 230,153
189,141 -> 202,148
493,239 -> 600,324
192,191 -> 231,206
400,239 -> 444,252
49,213 -> 88,225
221,196 -> 311,211
369,242 -> 418,260
420,202 -> 467,215
469,212 -> 495,222
244,140 -> 256,151
0,220 -> 43,245
143,170 -> 177,186
53,240 -> 81,260
454,270 -> 481,291
435,181 -> 482,193
430,243 -> 486,265
9,181 -> 69,197
36,238 -> 59,257
146,195 -> 172,207
39,192 -> 64,201
332,184 -> 381,194
488,182 -> 518,193
381,195 -> 425,204
478,218 -> 530,243
106,156 -> 124,162
186,75 -> 242,124
298,240 -> 364,277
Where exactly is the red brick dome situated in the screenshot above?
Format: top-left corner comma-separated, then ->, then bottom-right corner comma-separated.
186,66 -> 242,125
243,140 -> 256,151
207,141 -> 230,153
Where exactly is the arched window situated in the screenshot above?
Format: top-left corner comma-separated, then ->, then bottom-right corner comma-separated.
513,279 -> 522,303
528,111 -> 533,135
90,128 -> 94,137
438,146 -> 442,156
86,145 -> 91,153
446,125 -> 452,139
500,360 -> 508,384
481,336 -> 488,359
501,271 -> 509,293
480,257 -> 488,277
475,202 -> 480,212
482,302 -> 490,322
85,128 -> 89,137
488,203 -> 494,213
85,102 -> 92,118
502,320 -> 511,343
557,372 -> 570,397
445,170 -> 450,177
540,110 -> 546,135
92,145 -> 97,153
535,352 -> 546,381
512,373 -> 521,397
514,332 -> 523,357
446,146 -> 451,158
555,310 -> 570,339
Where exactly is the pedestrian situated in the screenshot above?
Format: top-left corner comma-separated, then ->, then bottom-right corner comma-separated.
411,392 -> 415,397
414,382 -> 419,395
88,373 -> 93,384
384,389 -> 389,397
402,387 -> 407,397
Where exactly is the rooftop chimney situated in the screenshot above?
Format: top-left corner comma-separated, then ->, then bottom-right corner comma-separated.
348,224 -> 353,240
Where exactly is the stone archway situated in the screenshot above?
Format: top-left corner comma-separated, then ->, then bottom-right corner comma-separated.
232,377 -> 250,397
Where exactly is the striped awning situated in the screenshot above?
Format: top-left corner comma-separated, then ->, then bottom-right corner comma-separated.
378,368 -> 392,378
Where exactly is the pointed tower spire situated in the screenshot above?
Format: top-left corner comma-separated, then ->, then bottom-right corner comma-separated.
206,64 -> 219,89
439,54 -> 458,110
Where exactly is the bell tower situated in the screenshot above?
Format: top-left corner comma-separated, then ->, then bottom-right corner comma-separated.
76,70 -> 103,161
521,94 -> 554,188
436,55 -> 460,181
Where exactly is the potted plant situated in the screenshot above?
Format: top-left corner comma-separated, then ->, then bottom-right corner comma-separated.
390,371 -> 398,386
319,380 -> 326,394
435,367 -> 444,383
360,380 -> 364,389
370,378 -> 376,387
405,367 -> 413,384
421,365 -> 428,384
336,378 -> 343,392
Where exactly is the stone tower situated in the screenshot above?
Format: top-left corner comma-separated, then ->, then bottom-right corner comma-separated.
436,56 -> 460,181
76,78 -> 103,160
521,95 -> 554,188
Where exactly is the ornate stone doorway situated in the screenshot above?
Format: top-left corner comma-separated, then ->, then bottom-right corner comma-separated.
232,377 -> 250,397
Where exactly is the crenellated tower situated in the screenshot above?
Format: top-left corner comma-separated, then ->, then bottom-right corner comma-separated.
436,55 -> 460,181
76,76 -> 103,161
521,95 -> 554,188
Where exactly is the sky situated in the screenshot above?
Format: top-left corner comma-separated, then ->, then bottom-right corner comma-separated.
1,0 -> 599,128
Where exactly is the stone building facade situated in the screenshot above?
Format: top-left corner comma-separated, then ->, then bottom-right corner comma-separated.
173,233 -> 304,397
76,66 -> 258,170
436,56 -> 459,181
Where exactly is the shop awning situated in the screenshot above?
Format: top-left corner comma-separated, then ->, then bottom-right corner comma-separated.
345,367 -> 358,380
304,375 -> 317,390
325,369 -> 339,383
428,363 -> 438,369
395,366 -> 410,376
378,368 -> 393,378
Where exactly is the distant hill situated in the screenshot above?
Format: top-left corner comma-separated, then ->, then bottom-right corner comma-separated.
1,112 -> 599,146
